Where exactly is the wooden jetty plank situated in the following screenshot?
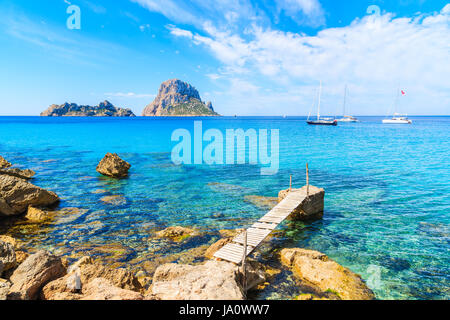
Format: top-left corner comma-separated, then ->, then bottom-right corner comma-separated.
252,222 -> 278,230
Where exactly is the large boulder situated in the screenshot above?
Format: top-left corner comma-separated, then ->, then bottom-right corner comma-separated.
42,256 -> 142,300
0,156 -> 12,169
8,251 -> 66,300
151,261 -> 244,300
278,185 -> 325,221
0,175 -> 59,217
81,278 -> 143,300
96,153 -> 131,178
280,248 -> 375,300
0,241 -> 16,274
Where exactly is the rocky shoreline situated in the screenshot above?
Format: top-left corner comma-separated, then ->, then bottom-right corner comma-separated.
0,154 -> 375,300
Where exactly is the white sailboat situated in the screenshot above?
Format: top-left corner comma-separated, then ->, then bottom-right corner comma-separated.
307,81 -> 338,126
383,88 -> 412,124
337,85 -> 359,122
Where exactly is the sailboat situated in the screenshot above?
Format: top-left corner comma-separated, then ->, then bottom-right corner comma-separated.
382,88 -> 412,124
307,81 -> 338,126
337,85 -> 359,122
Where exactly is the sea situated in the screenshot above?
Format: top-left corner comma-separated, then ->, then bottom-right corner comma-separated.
0,116 -> 449,300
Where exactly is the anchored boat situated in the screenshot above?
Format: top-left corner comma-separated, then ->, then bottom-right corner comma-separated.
307,81 -> 338,126
383,88 -> 412,124
337,85 -> 359,123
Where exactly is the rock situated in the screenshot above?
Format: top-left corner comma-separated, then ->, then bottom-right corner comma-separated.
0,261 -> 3,277
142,79 -> 220,116
100,195 -> 127,206
0,156 -> 12,169
0,279 -> 11,300
0,241 -> 16,273
0,235 -> 19,250
81,278 -> 143,300
96,153 -> 131,178
0,168 -> 35,180
15,251 -> 29,265
244,195 -> 279,210
25,206 -> 52,223
0,175 -> 59,217
151,261 -> 244,300
42,257 -> 142,300
8,250 -> 66,300
205,238 -> 233,259
40,101 -> 136,117
280,248 -> 375,300
156,226 -> 197,241
278,185 -> 325,221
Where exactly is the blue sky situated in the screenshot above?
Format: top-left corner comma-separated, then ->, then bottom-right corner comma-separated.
0,0 -> 449,116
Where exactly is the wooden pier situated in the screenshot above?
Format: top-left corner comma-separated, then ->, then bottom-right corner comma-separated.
213,186 -> 323,264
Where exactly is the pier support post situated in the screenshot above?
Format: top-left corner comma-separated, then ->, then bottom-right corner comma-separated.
241,230 -> 247,298
306,163 -> 310,196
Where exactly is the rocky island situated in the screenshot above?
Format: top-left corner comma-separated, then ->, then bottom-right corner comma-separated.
40,101 -> 136,117
142,79 -> 220,117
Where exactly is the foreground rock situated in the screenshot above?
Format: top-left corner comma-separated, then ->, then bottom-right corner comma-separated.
0,156 -> 12,169
156,226 -> 197,241
278,185 -> 325,221
151,261 -> 244,300
42,256 -> 142,300
0,241 -> 16,274
8,251 -> 66,300
0,279 -> 11,300
142,79 -> 219,116
0,168 -> 35,180
40,100 -> 136,117
0,175 -> 59,217
96,153 -> 131,178
280,248 -> 375,300
81,278 -> 144,300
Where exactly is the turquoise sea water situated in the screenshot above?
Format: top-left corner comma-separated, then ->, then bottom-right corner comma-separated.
0,116 -> 449,300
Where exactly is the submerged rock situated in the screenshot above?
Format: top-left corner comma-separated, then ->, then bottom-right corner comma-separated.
0,156 -> 12,169
8,250 -> 66,300
156,226 -> 197,241
96,153 -> 131,178
0,175 -> 59,217
280,248 -> 375,300
100,195 -> 128,206
278,185 -> 325,221
151,261 -> 244,300
25,206 -> 53,223
244,195 -> 278,210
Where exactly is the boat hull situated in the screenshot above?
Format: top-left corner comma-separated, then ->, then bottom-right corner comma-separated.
382,119 -> 412,124
307,120 -> 338,126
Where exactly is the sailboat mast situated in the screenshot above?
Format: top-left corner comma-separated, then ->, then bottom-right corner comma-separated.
343,85 -> 347,116
317,81 -> 322,120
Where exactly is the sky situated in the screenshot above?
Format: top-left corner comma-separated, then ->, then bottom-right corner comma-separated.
0,0 -> 449,116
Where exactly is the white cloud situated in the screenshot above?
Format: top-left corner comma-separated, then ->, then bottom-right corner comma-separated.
275,0 -> 325,27
169,6 -> 450,115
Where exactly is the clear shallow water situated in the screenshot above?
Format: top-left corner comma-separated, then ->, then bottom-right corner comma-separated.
0,116 -> 449,300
